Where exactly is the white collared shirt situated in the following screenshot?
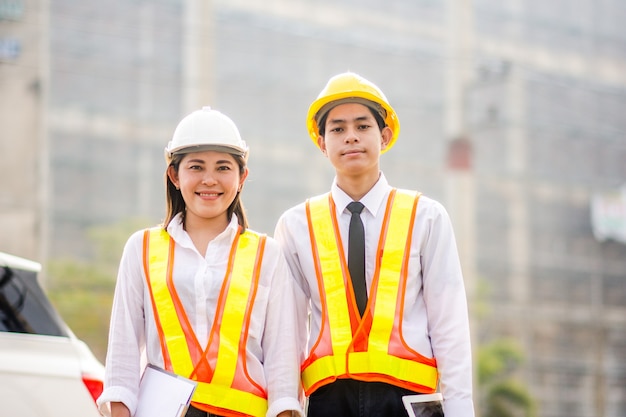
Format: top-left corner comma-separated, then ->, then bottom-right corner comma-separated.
97,214 -> 303,417
274,173 -> 475,417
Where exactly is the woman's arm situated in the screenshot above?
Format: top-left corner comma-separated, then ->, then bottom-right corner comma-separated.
110,401 -> 131,417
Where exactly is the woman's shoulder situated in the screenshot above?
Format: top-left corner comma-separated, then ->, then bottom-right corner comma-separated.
243,229 -> 282,250
123,225 -> 166,250
243,228 -> 274,242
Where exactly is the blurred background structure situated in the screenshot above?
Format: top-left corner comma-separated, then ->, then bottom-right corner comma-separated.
1,0 -> 625,416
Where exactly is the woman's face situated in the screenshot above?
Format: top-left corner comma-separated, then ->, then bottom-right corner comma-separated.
167,150 -> 247,227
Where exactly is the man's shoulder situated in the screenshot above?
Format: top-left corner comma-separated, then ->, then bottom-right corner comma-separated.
280,192 -> 330,216
279,200 -> 306,217
391,188 -> 448,214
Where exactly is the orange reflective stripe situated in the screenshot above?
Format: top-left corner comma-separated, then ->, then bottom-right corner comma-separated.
200,231 -> 242,382
236,234 -> 267,397
347,351 -> 439,391
301,194 -> 361,392
302,190 -> 439,395
302,194 -> 363,392
144,227 -> 193,373
350,190 -> 438,391
368,189 -> 412,352
143,228 -> 268,417
142,229 -> 170,368
194,381 -> 268,417
307,195 -> 354,349
145,227 -> 195,375
212,232 -> 261,391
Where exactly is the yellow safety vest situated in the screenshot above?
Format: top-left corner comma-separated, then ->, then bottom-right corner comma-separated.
301,189 -> 439,395
142,226 -> 268,417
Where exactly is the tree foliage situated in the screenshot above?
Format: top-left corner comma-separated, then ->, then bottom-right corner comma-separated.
475,279 -> 537,417
46,217 -> 153,361
478,339 -> 536,417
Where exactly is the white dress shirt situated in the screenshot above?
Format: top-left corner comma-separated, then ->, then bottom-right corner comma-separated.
274,173 -> 475,417
97,214 -> 303,417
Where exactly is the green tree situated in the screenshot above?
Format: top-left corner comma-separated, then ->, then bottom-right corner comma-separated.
474,278 -> 537,417
46,217 -> 153,361
46,259 -> 114,361
478,339 -> 536,417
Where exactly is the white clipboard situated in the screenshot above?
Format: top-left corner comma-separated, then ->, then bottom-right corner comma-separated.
135,364 -> 198,417
402,393 -> 444,417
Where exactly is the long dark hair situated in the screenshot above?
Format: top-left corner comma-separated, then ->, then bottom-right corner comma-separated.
163,153 -> 249,233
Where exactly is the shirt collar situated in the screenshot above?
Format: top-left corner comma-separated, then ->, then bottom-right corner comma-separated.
166,212 -> 240,250
330,172 -> 392,217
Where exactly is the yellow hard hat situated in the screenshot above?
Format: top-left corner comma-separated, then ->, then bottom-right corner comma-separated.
306,72 -> 400,153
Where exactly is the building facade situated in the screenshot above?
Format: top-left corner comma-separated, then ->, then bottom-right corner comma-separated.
0,0 -> 44,260
1,0 -> 625,415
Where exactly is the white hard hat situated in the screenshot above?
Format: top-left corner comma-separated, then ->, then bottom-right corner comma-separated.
165,106 -> 248,162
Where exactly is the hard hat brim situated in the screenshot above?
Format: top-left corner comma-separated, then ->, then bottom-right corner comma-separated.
165,144 -> 249,162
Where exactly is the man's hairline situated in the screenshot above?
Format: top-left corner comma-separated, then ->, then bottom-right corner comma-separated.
319,103 -> 385,137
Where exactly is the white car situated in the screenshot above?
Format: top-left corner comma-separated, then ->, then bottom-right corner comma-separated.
0,251 -> 105,417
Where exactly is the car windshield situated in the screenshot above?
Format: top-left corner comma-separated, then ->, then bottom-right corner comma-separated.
0,266 -> 68,337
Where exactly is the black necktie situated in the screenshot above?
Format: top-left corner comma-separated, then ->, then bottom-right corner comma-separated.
347,201 -> 367,316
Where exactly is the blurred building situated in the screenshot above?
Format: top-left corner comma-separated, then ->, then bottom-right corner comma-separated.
1,0 -> 625,416
466,2 -> 626,416
0,0 -> 44,260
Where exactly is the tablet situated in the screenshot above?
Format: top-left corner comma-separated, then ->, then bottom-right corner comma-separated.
402,393 -> 444,417
135,364 -> 198,417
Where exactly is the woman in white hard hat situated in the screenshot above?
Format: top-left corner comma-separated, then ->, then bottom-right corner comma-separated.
97,107 -> 303,417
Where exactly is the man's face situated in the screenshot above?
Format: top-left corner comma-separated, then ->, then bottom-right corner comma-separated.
318,102 -> 392,177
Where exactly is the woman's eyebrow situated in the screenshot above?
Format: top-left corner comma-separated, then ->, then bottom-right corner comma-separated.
185,158 -> 206,164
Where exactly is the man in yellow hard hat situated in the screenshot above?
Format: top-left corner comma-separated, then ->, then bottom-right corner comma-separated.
274,72 -> 475,416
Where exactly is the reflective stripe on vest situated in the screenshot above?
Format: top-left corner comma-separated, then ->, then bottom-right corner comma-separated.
301,189 -> 439,395
143,227 -> 268,417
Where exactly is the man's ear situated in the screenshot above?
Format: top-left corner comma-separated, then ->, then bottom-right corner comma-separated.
317,136 -> 327,155
380,126 -> 393,151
